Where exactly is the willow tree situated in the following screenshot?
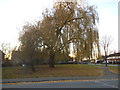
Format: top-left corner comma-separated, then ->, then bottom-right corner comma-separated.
19,0 -> 100,68
38,0 -> 99,67
19,23 -> 43,72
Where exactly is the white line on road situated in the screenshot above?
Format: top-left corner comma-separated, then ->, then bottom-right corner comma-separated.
94,80 -> 118,88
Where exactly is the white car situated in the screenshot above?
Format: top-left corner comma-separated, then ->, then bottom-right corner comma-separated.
102,61 -> 109,64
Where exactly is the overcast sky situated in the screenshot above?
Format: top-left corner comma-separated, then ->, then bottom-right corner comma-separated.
88,0 -> 119,53
0,0 -> 119,52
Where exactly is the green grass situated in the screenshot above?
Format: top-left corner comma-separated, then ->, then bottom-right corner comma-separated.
2,64 -> 103,79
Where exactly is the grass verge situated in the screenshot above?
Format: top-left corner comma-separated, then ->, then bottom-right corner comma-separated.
2,64 -> 103,79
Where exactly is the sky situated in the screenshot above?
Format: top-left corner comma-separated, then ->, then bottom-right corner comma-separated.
0,0 -> 119,52
88,0 -> 119,53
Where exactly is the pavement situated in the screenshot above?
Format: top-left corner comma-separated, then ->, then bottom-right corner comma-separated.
2,66 -> 119,84
89,63 -> 120,67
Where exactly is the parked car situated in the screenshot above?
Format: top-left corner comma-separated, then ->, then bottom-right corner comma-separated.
81,61 -> 88,64
102,61 -> 109,64
67,61 -> 75,64
95,60 -> 104,64
58,61 -> 66,64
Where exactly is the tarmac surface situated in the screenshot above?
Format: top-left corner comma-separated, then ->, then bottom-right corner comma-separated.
2,79 -> 119,88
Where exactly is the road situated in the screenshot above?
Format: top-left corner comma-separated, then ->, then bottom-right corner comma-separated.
2,79 -> 119,88
2,79 -> 118,88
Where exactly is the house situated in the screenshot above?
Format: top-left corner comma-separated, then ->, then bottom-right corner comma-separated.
0,50 -> 5,65
107,52 -> 120,64
11,51 -> 25,66
11,50 -> 49,66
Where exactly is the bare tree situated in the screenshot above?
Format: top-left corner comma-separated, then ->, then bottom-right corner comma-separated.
101,36 -> 113,66
0,43 -> 12,60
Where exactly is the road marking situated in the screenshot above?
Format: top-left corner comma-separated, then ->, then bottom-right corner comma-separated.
2,78 -> 118,85
94,80 -> 118,88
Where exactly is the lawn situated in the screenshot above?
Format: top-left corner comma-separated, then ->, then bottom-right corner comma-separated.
2,64 -> 103,79
108,66 -> 120,74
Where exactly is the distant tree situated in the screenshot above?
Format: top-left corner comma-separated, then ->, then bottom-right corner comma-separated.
0,43 -> 12,60
101,36 -> 113,66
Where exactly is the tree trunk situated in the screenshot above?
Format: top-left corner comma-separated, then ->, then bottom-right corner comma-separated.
31,58 -> 36,72
105,56 -> 107,67
31,64 -> 36,72
49,52 -> 55,68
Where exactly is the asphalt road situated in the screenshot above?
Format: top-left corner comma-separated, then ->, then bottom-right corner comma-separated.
2,79 -> 119,88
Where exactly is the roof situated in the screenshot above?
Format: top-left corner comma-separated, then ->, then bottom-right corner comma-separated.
108,52 -> 120,57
